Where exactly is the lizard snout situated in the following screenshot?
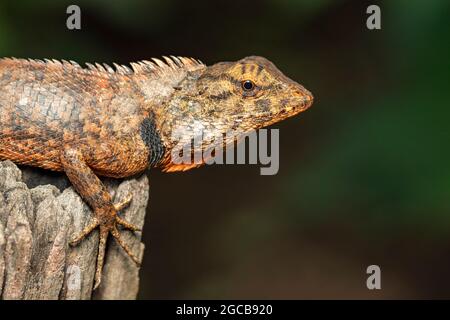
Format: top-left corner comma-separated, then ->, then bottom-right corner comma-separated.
291,85 -> 314,111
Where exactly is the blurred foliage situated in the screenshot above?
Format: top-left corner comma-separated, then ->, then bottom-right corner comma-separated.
1,0 -> 450,298
282,0 -> 450,233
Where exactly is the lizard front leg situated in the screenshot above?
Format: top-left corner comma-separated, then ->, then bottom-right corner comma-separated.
60,146 -> 141,289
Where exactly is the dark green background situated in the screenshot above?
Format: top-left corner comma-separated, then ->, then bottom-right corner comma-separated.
1,0 -> 450,298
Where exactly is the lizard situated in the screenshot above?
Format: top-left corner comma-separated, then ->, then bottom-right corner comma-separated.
0,55 -> 313,289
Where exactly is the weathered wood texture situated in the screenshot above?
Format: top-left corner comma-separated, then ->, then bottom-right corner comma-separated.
0,160 -> 148,300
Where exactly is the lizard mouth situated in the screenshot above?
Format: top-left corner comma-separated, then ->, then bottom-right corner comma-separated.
278,91 -> 313,114
283,94 -> 313,114
282,88 -> 313,116
256,92 -> 313,129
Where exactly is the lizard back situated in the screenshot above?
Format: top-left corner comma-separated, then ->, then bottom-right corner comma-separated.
0,58 -> 151,174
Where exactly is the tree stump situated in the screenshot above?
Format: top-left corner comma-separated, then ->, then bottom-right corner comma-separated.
0,160 -> 148,300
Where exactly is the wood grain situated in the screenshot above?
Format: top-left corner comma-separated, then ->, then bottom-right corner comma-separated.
0,160 -> 148,300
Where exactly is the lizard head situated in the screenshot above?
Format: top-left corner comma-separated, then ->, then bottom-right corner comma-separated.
189,56 -> 313,129
158,56 -> 313,172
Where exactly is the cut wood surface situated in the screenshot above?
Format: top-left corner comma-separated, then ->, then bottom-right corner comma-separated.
0,160 -> 148,300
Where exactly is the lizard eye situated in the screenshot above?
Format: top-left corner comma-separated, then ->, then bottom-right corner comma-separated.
242,80 -> 255,91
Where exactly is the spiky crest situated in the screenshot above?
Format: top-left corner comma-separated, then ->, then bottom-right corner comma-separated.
0,56 -> 205,79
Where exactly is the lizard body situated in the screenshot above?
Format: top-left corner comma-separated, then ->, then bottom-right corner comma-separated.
0,55 -> 313,288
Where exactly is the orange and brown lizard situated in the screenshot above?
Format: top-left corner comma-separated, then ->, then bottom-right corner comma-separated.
0,55 -> 313,288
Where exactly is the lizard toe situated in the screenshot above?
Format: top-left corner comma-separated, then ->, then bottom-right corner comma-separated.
116,216 -> 141,232
70,218 -> 99,246
114,193 -> 133,211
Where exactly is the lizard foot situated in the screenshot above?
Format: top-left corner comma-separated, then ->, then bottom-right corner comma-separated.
69,194 -> 141,289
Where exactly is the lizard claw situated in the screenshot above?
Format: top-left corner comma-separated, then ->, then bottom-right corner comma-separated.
111,226 -> 141,265
114,193 -> 140,231
92,221 -> 141,289
70,218 -> 99,246
116,216 -> 141,232
69,195 -> 141,290
114,193 -> 133,211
